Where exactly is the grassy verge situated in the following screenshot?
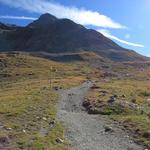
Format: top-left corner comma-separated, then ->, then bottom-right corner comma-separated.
85,76 -> 150,148
0,52 -> 89,149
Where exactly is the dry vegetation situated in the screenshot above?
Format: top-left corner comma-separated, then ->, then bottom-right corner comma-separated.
0,51 -> 150,149
85,61 -> 150,148
0,52 -> 90,150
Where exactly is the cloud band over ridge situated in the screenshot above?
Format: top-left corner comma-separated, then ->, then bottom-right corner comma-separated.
0,15 -> 37,20
0,0 -> 144,48
98,29 -> 144,48
0,0 -> 126,29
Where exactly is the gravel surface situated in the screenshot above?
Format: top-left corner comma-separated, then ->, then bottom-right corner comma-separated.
57,81 -> 143,150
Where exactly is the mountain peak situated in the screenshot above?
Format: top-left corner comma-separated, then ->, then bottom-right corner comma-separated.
28,13 -> 57,28
0,13 -> 148,62
39,13 -> 57,21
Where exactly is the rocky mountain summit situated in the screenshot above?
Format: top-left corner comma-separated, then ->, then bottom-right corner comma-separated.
0,13 -> 148,61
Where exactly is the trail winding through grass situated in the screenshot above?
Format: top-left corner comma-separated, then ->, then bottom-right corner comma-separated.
57,81 -> 143,150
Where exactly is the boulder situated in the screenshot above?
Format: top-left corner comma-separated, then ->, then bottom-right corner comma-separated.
147,112 -> 150,119
0,136 -> 10,145
90,84 -> 100,89
88,107 -> 101,114
104,125 -> 114,132
56,138 -> 64,144
42,117 -> 47,121
143,130 -> 150,138
107,96 -> 116,104
49,120 -> 56,125
82,100 -> 91,107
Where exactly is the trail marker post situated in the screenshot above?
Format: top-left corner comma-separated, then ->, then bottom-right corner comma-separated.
49,66 -> 57,89
50,66 -> 53,89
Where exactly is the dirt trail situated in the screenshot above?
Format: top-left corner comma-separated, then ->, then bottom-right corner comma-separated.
57,81 -> 143,150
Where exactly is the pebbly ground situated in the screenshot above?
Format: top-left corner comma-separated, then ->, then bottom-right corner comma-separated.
57,81 -> 143,150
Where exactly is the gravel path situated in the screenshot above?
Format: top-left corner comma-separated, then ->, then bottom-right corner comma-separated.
57,81 -> 143,150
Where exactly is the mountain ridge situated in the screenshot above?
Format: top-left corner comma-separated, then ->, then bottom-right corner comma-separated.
0,13 -> 149,62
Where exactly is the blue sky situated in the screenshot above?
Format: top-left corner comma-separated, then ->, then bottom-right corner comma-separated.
0,0 -> 149,57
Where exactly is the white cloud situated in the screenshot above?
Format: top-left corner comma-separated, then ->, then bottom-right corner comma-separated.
0,15 -> 37,20
0,0 -> 126,29
98,29 -> 144,48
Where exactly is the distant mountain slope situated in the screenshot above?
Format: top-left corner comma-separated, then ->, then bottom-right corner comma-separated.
0,13 -> 149,61
0,22 -> 16,30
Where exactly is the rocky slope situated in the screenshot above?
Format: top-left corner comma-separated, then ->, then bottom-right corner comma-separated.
0,13 -> 149,62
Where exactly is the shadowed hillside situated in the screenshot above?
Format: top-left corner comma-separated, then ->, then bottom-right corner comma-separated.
0,13 -> 149,62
